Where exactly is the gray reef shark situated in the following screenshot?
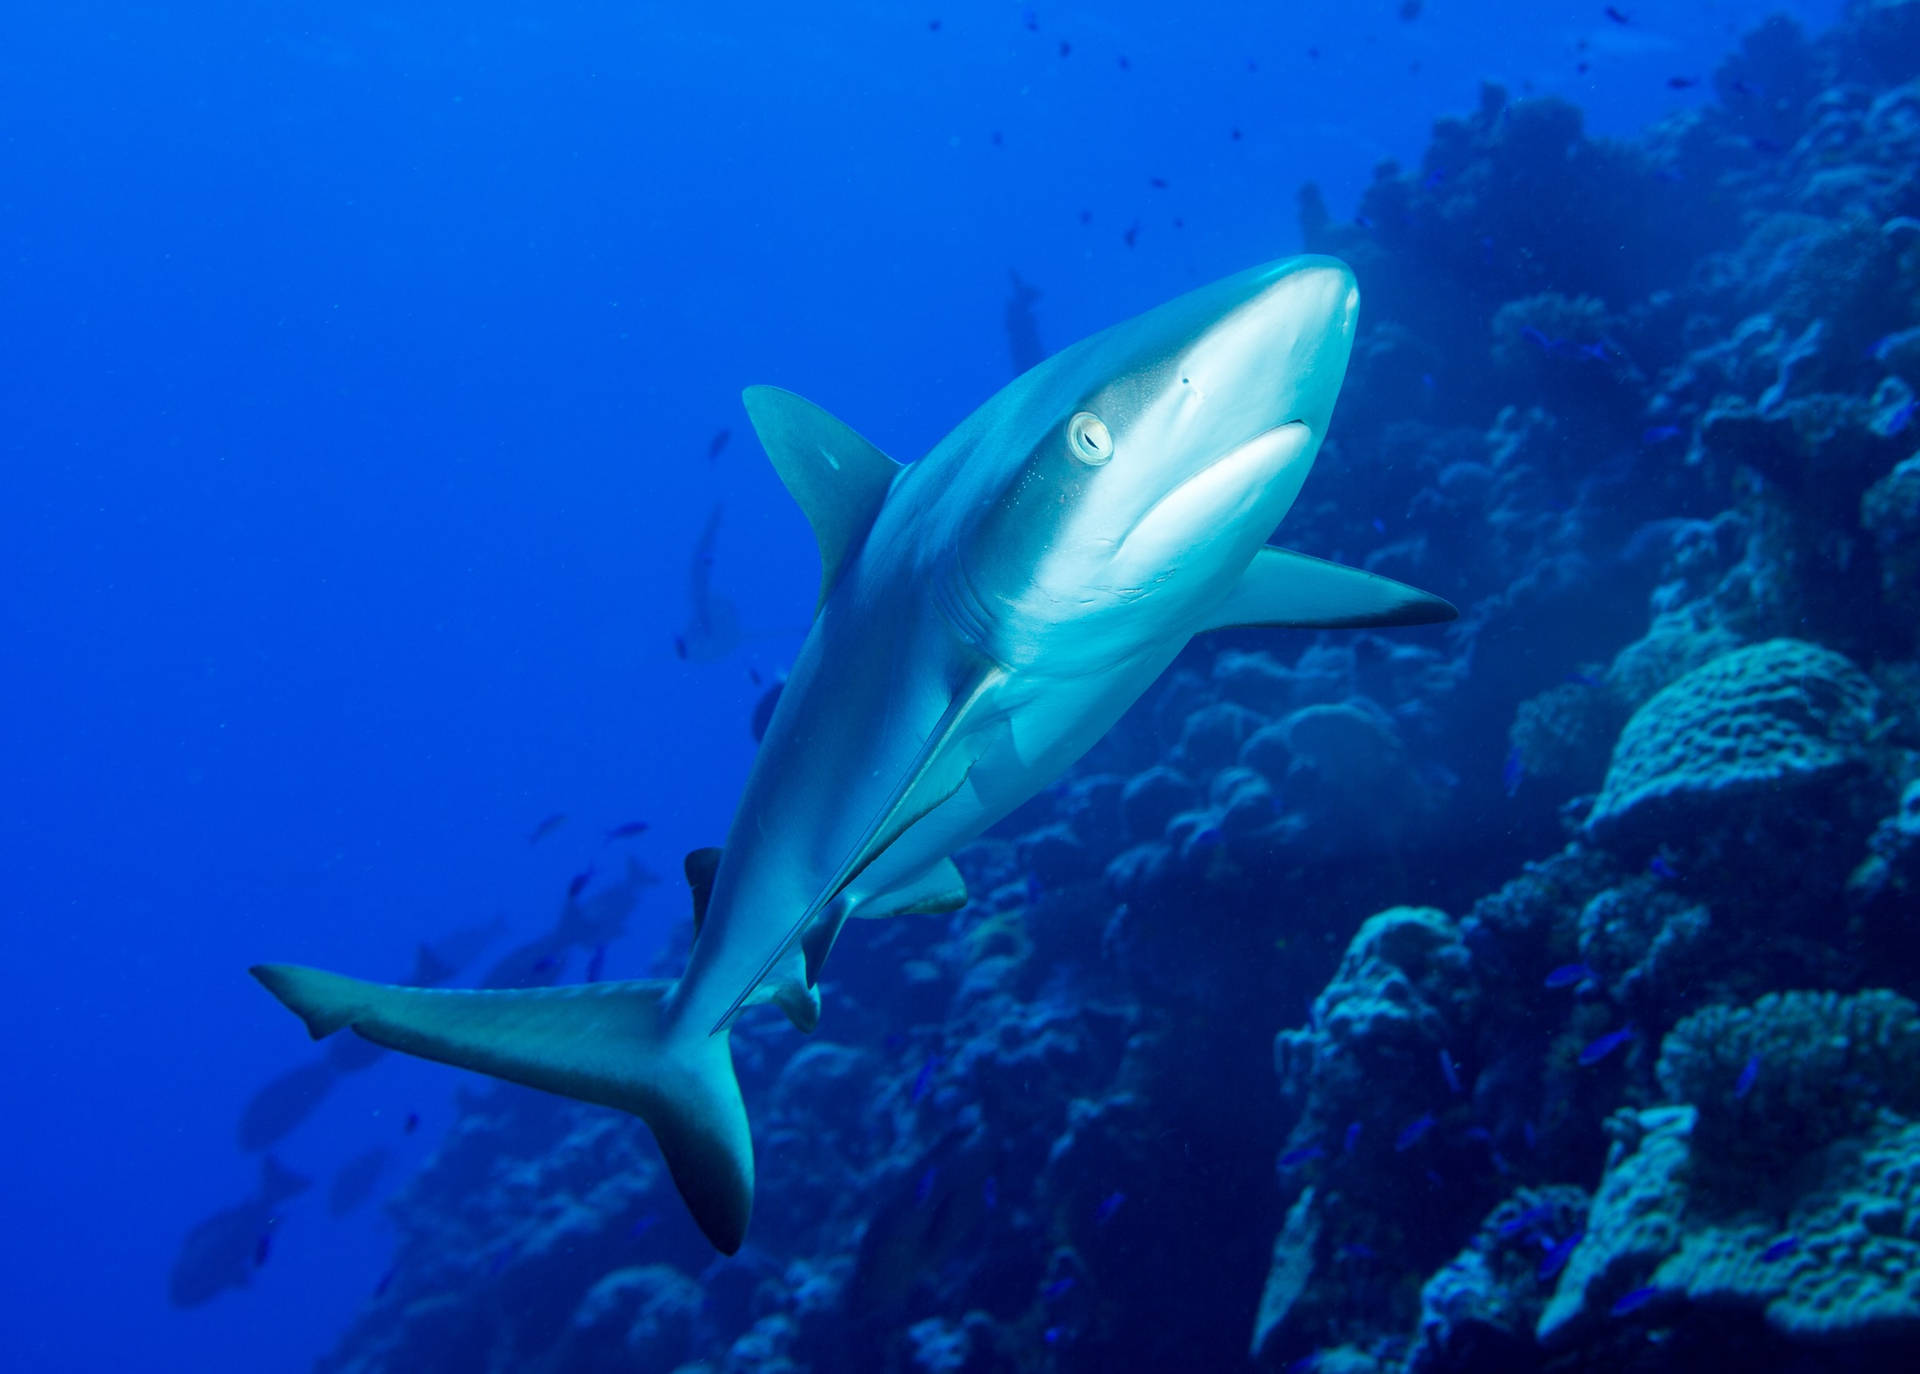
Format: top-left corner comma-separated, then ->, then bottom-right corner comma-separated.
252,254 -> 1455,1253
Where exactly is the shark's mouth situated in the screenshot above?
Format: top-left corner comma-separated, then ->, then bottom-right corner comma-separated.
1117,420 -> 1314,560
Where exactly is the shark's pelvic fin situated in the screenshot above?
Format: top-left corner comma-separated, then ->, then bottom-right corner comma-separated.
684,847 -> 724,941
741,386 -> 901,614
800,857 -> 971,991
249,963 -> 754,1254
711,668 -> 1003,1034
1198,545 -> 1458,632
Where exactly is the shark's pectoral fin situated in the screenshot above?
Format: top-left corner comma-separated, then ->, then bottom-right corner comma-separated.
713,666 -> 1005,1032
1198,545 -> 1458,632
249,963 -> 754,1254
742,386 -> 901,614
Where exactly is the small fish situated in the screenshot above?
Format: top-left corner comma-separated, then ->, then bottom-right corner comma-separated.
1371,517 -> 1387,534
928,18 -> 941,32
530,954 -> 561,977
1565,670 -> 1603,687
1666,76 -> 1698,90
1399,0 -> 1422,19
1094,1191 -> 1125,1224
372,1265 -> 396,1296
1058,39 -> 1070,57
672,635 -> 689,660
604,821 -> 649,841
1649,855 -> 1678,881
1641,425 -> 1681,444
1230,126 -> 1241,141
982,1176 -> 998,1210
1521,325 -> 1554,351
1043,1276 -> 1076,1301
1044,1327 -> 1064,1346
585,944 -> 608,984
1354,213 -> 1374,230
1499,1203 -> 1553,1237
1344,1122 -> 1362,1153
254,1231 -> 272,1267
1544,962 -> 1594,989
1122,222 -> 1138,248
1760,1236 -> 1800,1263
1278,1144 -> 1324,1170
911,1055 -> 941,1104
1735,1054 -> 1761,1099
566,869 -> 594,900
1503,746 -> 1526,798
1604,6 -> 1630,23
1538,1230 -> 1583,1281
527,813 -> 567,846
1022,8 -> 1037,31
1339,1242 -> 1379,1261
1611,1285 -> 1660,1315
1148,176 -> 1169,189
1395,1114 -> 1435,1151
1580,1026 -> 1636,1066
1118,55 -> 1131,70
914,1166 -> 939,1205
403,1111 -> 420,1135
706,428 -> 731,461
1438,1049 -> 1462,1095
1886,398 -> 1915,435
1422,168 -> 1446,189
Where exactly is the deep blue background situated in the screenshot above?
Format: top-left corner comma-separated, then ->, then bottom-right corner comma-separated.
0,3 -> 1842,1370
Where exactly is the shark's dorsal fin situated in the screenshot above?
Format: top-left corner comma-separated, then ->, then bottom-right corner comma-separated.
1197,546 -> 1458,632
683,847 -> 724,942
711,667 -> 1004,1032
742,386 -> 901,614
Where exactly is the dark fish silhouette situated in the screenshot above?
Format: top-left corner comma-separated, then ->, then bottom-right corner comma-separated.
236,1060 -> 338,1153
605,821 -> 650,842
677,504 -> 741,663
706,428 -> 732,461
1005,271 -> 1045,376
527,812 -> 568,846
567,869 -> 594,900
168,1156 -> 309,1308
327,1147 -> 390,1218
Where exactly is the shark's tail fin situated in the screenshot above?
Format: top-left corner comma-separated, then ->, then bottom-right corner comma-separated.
249,963 -> 753,1253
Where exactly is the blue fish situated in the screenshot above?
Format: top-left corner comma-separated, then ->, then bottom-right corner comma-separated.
1564,671 -> 1603,688
1649,854 -> 1678,880
1344,1121 -> 1362,1154
1338,1242 -> 1379,1261
1760,1236 -> 1799,1263
1094,1191 -> 1126,1225
911,1055 -> 942,1104
1503,746 -> 1526,797
1395,1114 -> 1435,1151
1372,517 -> 1387,534
1610,1286 -> 1659,1316
372,1265 -> 397,1296
1735,1054 -> 1761,1099
1544,962 -> 1594,989
1538,1231 -> 1582,1281
1641,425 -> 1681,444
1044,1326 -> 1064,1346
1499,1203 -> 1552,1237
1886,398 -> 1915,435
1439,1049 -> 1462,1095
1043,1277 -> 1076,1301
1580,1026 -> 1636,1066
1521,325 -> 1554,351
1278,1144 -> 1324,1170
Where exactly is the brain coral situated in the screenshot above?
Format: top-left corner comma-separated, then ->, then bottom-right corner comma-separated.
1584,638 -> 1879,847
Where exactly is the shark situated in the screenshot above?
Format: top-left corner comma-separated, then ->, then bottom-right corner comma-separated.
252,254 -> 1455,1254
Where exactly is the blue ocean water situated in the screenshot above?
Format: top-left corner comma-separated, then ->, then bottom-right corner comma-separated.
10,2 -> 1915,1372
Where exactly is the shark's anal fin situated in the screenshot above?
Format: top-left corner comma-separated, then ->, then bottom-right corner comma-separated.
799,857 -> 971,990
741,386 -> 902,614
1198,545 -> 1458,632
249,963 -> 754,1255
711,667 -> 1004,1034
684,847 -> 723,942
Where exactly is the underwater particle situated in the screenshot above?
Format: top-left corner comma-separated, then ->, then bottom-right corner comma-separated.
706,428 -> 731,460
1735,1053 -> 1760,1099
1538,1230 -> 1583,1281
585,944 -> 607,983
527,813 -> 567,845
567,869 -> 594,900
1094,1191 -> 1125,1224
1278,1143 -> 1325,1170
1760,1236 -> 1800,1263
1580,1026 -> 1636,1066
1439,1049 -> 1462,1094
1395,1114 -> 1435,1151
1610,1285 -> 1660,1316
1545,962 -> 1595,988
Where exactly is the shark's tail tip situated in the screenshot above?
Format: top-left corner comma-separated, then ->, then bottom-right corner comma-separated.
250,962 -> 366,1040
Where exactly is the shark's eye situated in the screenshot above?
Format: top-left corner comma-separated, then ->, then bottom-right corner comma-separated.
1067,411 -> 1113,466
